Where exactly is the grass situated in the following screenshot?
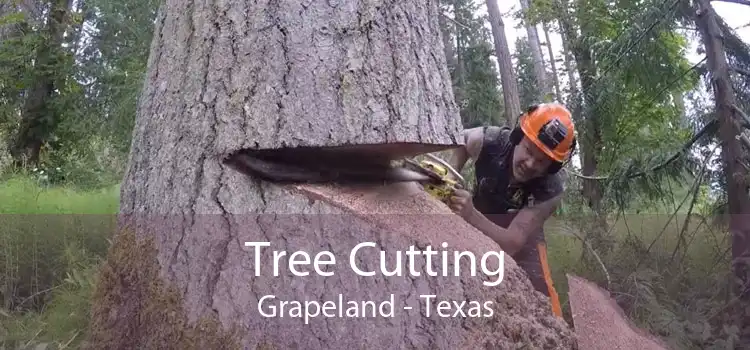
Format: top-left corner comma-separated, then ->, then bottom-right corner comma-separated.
0,176 -> 120,214
544,212 -> 734,350
0,176 -> 119,349
0,175 -> 734,349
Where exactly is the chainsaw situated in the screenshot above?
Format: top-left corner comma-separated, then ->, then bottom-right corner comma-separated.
399,153 -> 465,203
223,147 -> 466,204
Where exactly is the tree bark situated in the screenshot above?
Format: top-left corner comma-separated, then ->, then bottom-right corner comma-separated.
694,0 -> 750,344
485,0 -> 521,125
452,0 -> 466,107
437,3 -> 456,73
86,1 -> 575,348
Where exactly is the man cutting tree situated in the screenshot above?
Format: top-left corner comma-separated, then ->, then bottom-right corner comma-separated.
445,103 -> 577,318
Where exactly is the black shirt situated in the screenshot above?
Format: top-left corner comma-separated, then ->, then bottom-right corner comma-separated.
470,126 -> 564,295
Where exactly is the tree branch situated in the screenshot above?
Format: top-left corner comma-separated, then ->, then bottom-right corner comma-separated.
734,104 -> 750,127
711,0 -> 750,6
440,12 -> 471,30
568,119 -> 719,181
731,66 -> 750,78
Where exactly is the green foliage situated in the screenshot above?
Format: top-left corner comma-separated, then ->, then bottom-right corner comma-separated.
0,19 -> 39,128
80,0 -> 160,154
460,42 -> 504,127
0,0 -> 159,188
0,175 -> 116,347
546,211 -> 734,350
540,0 -> 703,215
441,0 -> 504,127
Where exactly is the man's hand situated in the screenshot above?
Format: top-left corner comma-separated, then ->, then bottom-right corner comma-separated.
448,188 -> 474,219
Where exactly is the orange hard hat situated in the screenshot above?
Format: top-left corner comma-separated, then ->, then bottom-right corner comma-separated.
519,103 -> 576,163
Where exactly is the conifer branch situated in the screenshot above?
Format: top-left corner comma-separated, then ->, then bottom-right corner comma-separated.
711,0 -> 750,6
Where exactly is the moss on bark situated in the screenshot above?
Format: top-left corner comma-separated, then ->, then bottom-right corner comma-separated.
85,229 -> 241,350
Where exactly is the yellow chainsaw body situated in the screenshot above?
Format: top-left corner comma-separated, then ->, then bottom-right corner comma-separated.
415,159 -> 460,203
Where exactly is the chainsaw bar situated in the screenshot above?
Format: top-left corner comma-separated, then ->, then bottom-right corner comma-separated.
401,158 -> 444,182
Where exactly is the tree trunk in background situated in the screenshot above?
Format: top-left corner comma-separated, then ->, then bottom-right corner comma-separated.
438,3 -> 456,72
555,0 -> 610,259
84,0 -> 576,348
559,24 -> 578,105
673,91 -> 687,127
519,0 -> 550,102
10,0 -> 72,166
694,0 -> 750,344
542,22 -> 562,102
453,0 -> 466,106
485,0 -> 521,125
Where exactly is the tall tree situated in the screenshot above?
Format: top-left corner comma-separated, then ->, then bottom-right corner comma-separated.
80,0 -> 160,154
526,0 -> 700,254
443,0 -> 504,127
518,0 -> 550,101
8,0 -> 73,166
559,30 -> 578,105
514,36 -> 542,108
693,0 -> 750,344
485,0 -> 521,125
541,22 -> 563,102
84,1 -> 576,348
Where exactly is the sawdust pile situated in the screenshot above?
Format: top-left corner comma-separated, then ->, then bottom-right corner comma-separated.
567,274 -> 671,350
259,181 -> 579,349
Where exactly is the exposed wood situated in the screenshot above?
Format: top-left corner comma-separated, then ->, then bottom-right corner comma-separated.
567,274 -> 671,350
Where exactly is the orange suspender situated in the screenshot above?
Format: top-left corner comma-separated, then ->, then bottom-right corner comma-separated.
537,242 -> 563,318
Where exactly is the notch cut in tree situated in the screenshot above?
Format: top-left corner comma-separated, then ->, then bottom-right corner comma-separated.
86,0 -> 576,349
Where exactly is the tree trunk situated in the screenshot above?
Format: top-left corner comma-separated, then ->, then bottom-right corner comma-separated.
542,22 -> 562,102
673,91 -> 687,127
485,0 -> 521,125
558,22 -> 577,104
453,1 -> 466,106
85,1 -> 575,348
519,0 -> 549,101
10,0 -> 72,166
555,0 -> 610,256
694,0 -> 750,344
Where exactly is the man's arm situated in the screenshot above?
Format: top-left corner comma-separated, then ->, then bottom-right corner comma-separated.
447,127 -> 484,173
464,194 -> 562,255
